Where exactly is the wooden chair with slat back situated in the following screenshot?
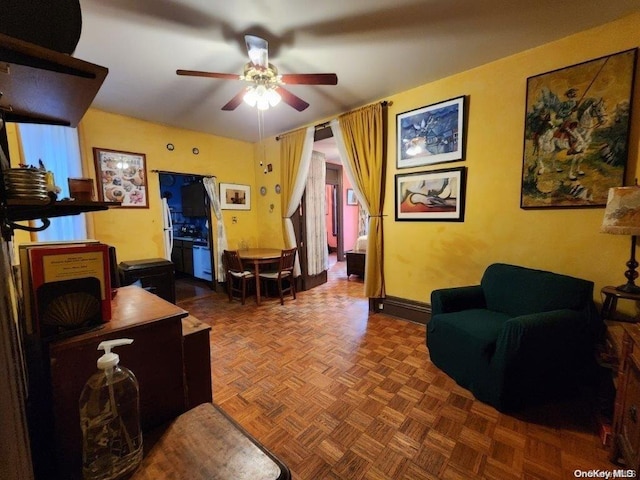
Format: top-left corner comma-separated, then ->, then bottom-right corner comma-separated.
258,248 -> 297,305
223,250 -> 254,305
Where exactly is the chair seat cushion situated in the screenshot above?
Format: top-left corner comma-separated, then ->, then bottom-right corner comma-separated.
230,271 -> 254,278
259,271 -> 291,279
427,309 -> 511,387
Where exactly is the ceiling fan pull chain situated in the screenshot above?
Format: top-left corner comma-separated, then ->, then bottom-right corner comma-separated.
258,109 -> 266,171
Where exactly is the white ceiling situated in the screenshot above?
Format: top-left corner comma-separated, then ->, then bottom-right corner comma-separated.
75,0 -> 640,143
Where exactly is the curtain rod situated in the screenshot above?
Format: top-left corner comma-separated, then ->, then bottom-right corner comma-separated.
152,169 -> 215,178
275,100 -> 392,141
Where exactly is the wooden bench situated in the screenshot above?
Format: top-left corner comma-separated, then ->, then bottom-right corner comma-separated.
131,403 -> 291,480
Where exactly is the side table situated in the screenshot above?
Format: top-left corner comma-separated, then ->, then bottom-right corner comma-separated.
601,286 -> 640,323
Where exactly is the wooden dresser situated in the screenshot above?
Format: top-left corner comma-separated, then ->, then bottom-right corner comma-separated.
611,322 -> 640,469
41,286 -> 190,479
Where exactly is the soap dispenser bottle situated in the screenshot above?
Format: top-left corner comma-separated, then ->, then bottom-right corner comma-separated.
79,338 -> 143,480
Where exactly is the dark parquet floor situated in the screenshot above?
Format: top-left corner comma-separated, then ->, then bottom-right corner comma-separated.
176,257 -> 615,479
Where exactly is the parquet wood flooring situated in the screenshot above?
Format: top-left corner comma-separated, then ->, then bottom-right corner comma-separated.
176,260 -> 615,479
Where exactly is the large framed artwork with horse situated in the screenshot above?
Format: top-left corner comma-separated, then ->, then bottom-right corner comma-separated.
521,48 -> 637,209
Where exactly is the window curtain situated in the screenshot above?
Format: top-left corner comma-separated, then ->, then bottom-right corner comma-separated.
305,151 -> 328,276
203,177 -> 228,281
280,126 -> 314,276
330,103 -> 386,298
17,124 -> 87,241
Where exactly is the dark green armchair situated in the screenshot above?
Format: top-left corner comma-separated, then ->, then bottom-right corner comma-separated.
427,263 -> 602,411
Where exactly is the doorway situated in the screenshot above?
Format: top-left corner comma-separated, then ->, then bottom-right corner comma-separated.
326,163 -> 344,261
158,172 -> 216,297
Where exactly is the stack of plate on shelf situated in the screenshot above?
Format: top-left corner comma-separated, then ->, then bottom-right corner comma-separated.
4,168 -> 49,201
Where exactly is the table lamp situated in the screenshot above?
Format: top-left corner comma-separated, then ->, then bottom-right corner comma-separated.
601,185 -> 640,294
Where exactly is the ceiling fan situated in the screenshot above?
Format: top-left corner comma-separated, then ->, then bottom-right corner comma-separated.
177,34 -> 338,112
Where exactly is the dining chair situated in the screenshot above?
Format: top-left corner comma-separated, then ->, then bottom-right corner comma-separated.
223,250 -> 254,305
258,247 -> 297,305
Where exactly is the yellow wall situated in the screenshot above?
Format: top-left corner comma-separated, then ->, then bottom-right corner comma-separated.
77,109 -> 261,261
257,12 -> 640,313
383,13 -> 640,308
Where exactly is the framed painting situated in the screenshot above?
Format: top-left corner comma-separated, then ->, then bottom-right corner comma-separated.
521,48 -> 637,209
395,167 -> 467,222
346,189 -> 357,205
93,148 -> 148,208
397,95 -> 466,169
220,183 -> 251,210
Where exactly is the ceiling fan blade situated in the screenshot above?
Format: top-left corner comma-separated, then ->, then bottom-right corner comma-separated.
275,86 -> 310,112
245,34 -> 268,69
177,69 -> 240,80
221,89 -> 247,111
280,73 -> 338,85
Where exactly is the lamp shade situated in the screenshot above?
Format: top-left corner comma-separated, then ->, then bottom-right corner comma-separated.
601,186 -> 640,235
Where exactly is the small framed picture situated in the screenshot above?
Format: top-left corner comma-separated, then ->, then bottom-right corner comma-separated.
220,183 -> 251,210
397,96 -> 466,169
93,148 -> 148,208
346,189 -> 357,205
395,167 -> 467,222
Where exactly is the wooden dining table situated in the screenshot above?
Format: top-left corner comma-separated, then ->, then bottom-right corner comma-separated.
238,248 -> 282,305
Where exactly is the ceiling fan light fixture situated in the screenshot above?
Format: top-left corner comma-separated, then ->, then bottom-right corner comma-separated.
243,84 -> 281,110
266,88 -> 281,107
256,96 -> 270,111
243,87 -> 258,107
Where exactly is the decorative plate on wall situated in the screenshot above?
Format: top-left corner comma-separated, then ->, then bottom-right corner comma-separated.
160,174 -> 175,186
275,184 -> 281,194
260,186 -> 267,196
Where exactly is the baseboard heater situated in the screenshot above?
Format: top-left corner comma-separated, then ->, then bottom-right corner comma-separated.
380,296 -> 431,325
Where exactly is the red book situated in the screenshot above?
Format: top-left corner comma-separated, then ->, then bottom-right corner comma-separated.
28,243 -> 111,337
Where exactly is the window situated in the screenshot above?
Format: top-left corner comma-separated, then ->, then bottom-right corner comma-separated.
18,124 -> 87,241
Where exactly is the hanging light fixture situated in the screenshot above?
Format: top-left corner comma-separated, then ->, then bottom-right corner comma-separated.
243,84 -> 281,110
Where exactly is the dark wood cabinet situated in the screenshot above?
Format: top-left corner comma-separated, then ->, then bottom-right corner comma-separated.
611,324 -> 640,469
172,239 -> 194,276
118,258 -> 176,304
346,250 -> 365,278
45,287 -> 190,480
181,181 -> 207,217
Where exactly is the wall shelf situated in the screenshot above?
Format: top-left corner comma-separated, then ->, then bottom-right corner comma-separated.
5,198 -> 116,222
1,194 -> 119,240
0,33 -> 108,127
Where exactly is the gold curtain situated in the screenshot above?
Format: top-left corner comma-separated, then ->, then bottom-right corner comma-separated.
338,103 -> 385,298
279,126 -> 316,276
279,127 -> 308,247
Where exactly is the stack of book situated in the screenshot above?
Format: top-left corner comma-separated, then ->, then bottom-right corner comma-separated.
19,240 -> 112,339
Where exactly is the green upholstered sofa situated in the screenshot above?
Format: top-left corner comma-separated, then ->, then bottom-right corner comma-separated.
427,263 -> 602,411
